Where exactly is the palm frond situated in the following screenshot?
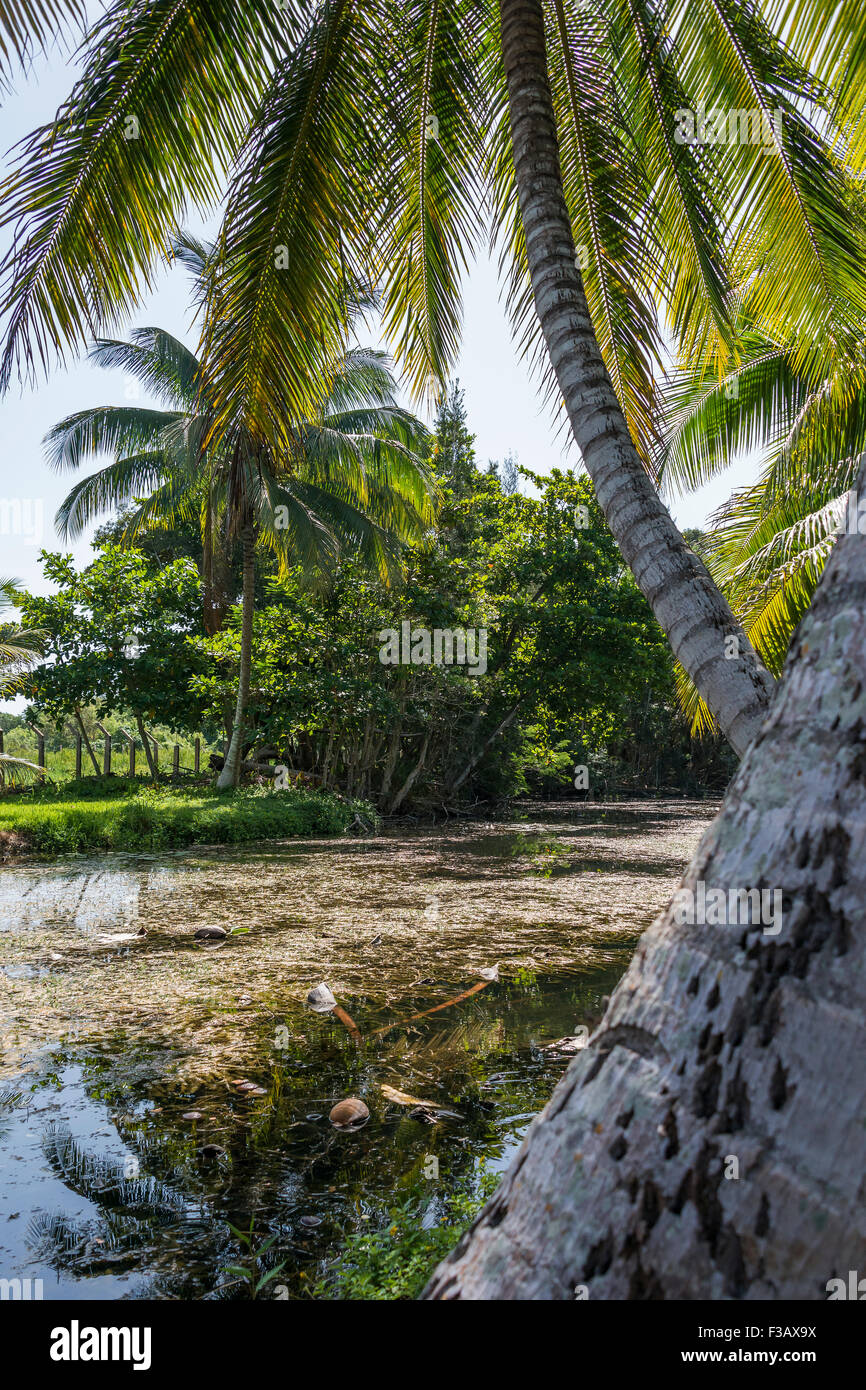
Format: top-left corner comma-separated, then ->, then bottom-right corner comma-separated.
43,405 -> 183,473
202,1 -> 376,451
87,330 -> 203,410
0,0 -> 286,389
0,0 -> 84,75
53,451 -> 172,539
370,0 -> 494,400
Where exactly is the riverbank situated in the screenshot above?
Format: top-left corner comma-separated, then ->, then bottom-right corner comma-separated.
0,782 -> 375,857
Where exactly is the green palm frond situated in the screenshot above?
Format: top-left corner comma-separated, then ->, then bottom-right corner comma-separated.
371,0 -> 494,400
87,330 -> 203,411
257,474 -> 342,583
674,0 -> 866,362
607,0 -> 733,363
655,333 -> 804,493
0,0 -> 83,74
0,577 -> 45,699
0,0 -> 285,389
201,1 -> 377,450
43,406 -> 184,473
53,451 -> 174,540
0,753 -> 48,786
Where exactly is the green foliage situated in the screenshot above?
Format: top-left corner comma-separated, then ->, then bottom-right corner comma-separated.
221,1218 -> 287,1300
16,546 -> 207,737
0,784 -> 369,855
313,1170 -> 498,1301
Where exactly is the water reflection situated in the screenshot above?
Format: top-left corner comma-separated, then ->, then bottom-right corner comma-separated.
0,801 -> 714,1299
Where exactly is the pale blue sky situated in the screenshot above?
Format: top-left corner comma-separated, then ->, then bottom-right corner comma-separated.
0,34 -> 758,607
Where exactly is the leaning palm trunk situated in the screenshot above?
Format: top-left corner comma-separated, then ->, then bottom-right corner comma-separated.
216,524 -> 256,791
498,0 -> 774,759
424,466 -> 866,1300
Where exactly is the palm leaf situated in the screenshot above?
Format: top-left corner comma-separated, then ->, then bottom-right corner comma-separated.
0,0 -> 285,389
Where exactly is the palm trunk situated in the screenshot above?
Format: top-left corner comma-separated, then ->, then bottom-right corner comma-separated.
497,0 -> 774,759
424,466 -> 866,1300
216,524 -> 256,791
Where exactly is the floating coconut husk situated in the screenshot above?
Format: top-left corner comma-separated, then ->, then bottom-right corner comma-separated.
329,1097 -> 369,1129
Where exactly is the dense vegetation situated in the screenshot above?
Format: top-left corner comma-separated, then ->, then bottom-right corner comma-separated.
4,387 -> 733,830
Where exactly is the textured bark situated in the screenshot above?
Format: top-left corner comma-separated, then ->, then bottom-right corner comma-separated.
424,469 -> 866,1299
498,0 -> 774,758
216,524 -> 256,791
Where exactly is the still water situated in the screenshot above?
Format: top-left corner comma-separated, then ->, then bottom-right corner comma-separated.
0,800 -> 714,1299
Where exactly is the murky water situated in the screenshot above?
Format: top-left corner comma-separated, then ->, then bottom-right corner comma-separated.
0,800 -> 714,1299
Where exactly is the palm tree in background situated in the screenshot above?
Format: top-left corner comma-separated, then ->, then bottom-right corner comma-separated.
1,0 -> 866,754
45,240 -> 436,788
655,289 -> 866,733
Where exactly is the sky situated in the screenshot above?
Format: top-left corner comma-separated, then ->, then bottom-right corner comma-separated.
0,33 -> 761,607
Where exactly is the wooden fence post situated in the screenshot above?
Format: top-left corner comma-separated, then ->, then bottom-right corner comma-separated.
26,721 -> 45,769
118,728 -> 136,778
67,723 -> 82,779
194,737 -> 201,775
95,722 -> 112,776
173,743 -> 180,777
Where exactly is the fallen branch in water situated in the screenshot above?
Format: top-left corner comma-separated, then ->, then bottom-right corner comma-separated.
369,970 -> 499,1039
305,968 -> 499,1045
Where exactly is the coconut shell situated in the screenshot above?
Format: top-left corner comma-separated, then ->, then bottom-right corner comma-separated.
329,1097 -> 370,1129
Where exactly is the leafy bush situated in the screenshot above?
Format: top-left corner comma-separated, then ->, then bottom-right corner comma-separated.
0,785 -> 374,855
313,1170 -> 498,1300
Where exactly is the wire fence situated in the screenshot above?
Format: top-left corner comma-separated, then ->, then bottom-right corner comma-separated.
0,721 -> 220,783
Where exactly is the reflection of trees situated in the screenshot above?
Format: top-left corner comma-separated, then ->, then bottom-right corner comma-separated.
29,1125 -> 196,1279
13,967 -> 612,1297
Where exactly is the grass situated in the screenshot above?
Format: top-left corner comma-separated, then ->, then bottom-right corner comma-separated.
0,779 -> 375,856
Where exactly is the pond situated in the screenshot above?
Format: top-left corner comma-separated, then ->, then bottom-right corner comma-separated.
0,800 -> 715,1300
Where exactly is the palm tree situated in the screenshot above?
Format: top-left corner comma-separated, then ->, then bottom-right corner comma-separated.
0,579 -> 46,786
45,245 -> 436,788
2,0 -> 865,754
655,299 -> 866,732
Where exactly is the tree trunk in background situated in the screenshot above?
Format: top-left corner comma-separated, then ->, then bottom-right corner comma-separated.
498,0 -> 774,759
380,695 -> 405,803
202,498 -> 232,636
450,701 -> 522,796
424,467 -> 866,1299
389,728 -> 431,814
216,524 -> 256,791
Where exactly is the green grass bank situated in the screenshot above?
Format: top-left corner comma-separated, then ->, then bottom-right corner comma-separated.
0,779 -> 375,857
